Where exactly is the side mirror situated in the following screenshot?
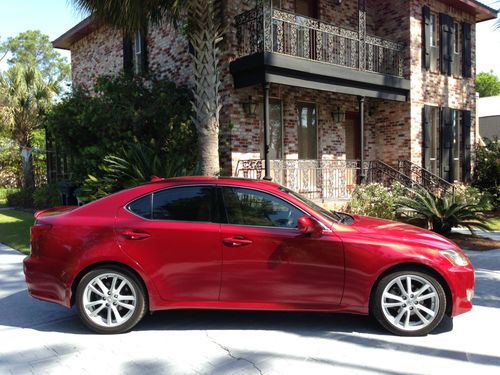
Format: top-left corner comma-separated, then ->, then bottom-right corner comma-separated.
297,216 -> 323,237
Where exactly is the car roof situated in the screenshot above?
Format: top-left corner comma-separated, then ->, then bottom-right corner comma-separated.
149,176 -> 281,189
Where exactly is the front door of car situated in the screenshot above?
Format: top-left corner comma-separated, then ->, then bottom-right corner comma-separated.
218,186 -> 344,306
115,185 -> 221,302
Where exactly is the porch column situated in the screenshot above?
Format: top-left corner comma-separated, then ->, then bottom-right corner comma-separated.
263,82 -> 272,180
358,0 -> 366,71
358,96 -> 365,183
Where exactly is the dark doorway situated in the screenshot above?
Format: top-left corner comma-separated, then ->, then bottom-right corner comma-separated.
345,112 -> 361,160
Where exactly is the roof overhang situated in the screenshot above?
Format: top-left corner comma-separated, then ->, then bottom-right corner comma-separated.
52,16 -> 100,50
441,0 -> 498,22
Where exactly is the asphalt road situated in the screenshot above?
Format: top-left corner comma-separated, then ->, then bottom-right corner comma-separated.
0,243 -> 499,375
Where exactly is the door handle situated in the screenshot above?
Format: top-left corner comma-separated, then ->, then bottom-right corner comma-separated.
121,231 -> 151,240
223,236 -> 253,247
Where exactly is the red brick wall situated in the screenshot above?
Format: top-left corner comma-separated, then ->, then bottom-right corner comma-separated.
71,25 -> 123,90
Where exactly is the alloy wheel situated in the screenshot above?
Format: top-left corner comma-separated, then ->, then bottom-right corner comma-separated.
381,274 -> 440,332
82,272 -> 138,328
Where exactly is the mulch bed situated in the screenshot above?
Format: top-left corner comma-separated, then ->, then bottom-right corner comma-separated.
446,233 -> 500,251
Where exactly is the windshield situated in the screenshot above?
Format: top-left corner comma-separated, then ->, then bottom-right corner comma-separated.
279,186 -> 342,223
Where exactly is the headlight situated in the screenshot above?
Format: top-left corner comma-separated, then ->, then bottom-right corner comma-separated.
440,249 -> 469,266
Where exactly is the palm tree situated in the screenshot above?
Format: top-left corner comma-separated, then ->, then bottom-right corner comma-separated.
397,188 -> 491,235
71,0 -> 224,176
0,64 -> 57,189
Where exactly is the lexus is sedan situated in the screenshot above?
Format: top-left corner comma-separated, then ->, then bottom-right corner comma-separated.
24,177 -> 474,335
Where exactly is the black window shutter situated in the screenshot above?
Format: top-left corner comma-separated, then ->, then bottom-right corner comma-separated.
440,14 -> 453,75
461,110 -> 472,182
140,31 -> 148,74
462,22 -> 472,77
123,35 -> 133,75
441,107 -> 454,182
422,6 -> 431,70
422,105 -> 431,170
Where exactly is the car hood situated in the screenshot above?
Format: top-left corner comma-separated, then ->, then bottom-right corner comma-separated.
344,215 -> 460,251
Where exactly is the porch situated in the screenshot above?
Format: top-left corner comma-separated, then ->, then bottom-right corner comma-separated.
234,159 -> 455,202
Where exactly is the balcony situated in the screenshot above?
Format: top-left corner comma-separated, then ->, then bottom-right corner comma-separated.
231,5 -> 410,102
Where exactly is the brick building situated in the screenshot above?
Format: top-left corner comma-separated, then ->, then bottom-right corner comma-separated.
53,0 -> 497,200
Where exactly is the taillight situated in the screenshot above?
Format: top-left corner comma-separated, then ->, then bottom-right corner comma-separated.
30,223 -> 52,255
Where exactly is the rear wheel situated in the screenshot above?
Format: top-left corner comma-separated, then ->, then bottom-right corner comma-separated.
372,270 -> 446,336
76,267 -> 147,334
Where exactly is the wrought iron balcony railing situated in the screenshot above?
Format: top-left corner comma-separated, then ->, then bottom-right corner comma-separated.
235,5 -> 405,78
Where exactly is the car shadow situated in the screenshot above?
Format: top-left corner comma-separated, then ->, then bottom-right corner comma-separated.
0,288 -> 453,337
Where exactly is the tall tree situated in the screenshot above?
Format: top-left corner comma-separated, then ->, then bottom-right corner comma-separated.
476,71 -> 500,97
0,30 -> 70,93
71,0 -> 223,176
0,64 -> 57,189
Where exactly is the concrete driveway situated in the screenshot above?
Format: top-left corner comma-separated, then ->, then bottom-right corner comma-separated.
0,243 -> 499,375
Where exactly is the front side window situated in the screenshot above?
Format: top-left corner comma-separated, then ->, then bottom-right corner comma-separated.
222,187 -> 303,228
152,186 -> 214,222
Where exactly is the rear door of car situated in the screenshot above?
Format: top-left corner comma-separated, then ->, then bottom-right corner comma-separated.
218,185 -> 344,306
115,184 -> 222,302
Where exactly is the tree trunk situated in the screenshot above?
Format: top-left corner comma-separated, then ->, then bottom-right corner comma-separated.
20,146 -> 35,190
198,125 -> 220,176
189,0 -> 223,176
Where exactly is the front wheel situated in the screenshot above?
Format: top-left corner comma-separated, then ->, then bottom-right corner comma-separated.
76,267 -> 147,334
372,270 -> 446,336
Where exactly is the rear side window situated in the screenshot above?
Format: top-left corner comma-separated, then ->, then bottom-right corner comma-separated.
153,186 -> 214,222
128,195 -> 152,219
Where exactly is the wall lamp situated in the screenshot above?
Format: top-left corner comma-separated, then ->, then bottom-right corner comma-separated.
242,96 -> 258,116
331,106 -> 346,124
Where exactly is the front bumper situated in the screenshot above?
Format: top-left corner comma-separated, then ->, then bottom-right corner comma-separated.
447,264 -> 475,317
23,255 -> 71,308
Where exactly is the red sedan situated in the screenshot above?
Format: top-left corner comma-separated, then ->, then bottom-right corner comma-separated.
24,177 -> 474,335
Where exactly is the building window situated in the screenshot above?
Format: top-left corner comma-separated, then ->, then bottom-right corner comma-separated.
133,31 -> 147,75
259,100 -> 283,160
123,30 -> 148,76
298,103 -> 317,159
429,12 -> 439,71
430,14 -> 437,47
429,107 -> 440,176
452,22 -> 461,76
452,110 -> 462,182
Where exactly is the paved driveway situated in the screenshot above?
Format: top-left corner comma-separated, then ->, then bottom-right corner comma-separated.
0,243 -> 499,375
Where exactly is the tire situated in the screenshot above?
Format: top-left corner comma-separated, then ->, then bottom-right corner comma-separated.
371,270 -> 446,336
76,267 -> 147,334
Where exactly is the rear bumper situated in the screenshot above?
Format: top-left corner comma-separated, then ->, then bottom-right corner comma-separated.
23,255 -> 71,308
447,265 -> 475,317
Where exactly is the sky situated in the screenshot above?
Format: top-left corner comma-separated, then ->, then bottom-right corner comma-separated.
0,0 -> 499,75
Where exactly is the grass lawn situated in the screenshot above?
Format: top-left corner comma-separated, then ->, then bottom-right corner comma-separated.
0,209 -> 34,254
488,217 -> 500,231
0,188 -> 19,208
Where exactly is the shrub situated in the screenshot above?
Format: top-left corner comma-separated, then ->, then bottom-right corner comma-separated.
6,188 -> 34,208
80,143 -> 201,202
453,184 -> 493,211
33,183 -> 61,209
397,188 -> 490,234
348,183 -> 398,220
472,138 -> 499,208
45,75 -> 197,186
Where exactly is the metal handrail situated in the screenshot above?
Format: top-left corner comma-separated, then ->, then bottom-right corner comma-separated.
397,160 -> 455,197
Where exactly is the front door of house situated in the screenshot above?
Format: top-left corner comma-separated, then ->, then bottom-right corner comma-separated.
345,113 -> 360,160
